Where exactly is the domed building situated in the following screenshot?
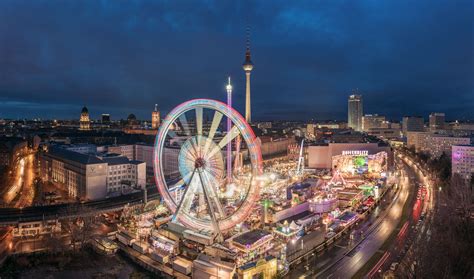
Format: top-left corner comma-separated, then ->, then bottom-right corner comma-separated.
79,106 -> 90,130
127,113 -> 139,128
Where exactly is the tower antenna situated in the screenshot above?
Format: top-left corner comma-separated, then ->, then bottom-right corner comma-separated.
243,24 -> 254,123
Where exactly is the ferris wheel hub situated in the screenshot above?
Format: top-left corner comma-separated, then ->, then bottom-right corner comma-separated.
195,157 -> 206,169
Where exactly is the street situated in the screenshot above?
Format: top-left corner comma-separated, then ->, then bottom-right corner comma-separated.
2,153 -> 36,208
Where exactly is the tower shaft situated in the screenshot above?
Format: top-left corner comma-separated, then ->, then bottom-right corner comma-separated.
226,77 -> 233,183
245,72 -> 251,123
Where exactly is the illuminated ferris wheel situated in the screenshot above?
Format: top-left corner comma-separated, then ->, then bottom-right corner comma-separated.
153,99 -> 262,238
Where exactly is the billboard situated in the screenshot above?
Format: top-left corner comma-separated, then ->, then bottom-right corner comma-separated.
332,151 -> 387,176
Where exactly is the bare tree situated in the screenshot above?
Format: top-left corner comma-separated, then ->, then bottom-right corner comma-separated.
60,204 -> 98,251
402,174 -> 474,278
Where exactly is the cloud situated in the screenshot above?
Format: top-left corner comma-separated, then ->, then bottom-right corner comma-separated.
0,0 -> 472,120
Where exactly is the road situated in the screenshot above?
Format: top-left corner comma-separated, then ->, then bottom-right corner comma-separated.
2,153 -> 36,208
374,153 -> 435,277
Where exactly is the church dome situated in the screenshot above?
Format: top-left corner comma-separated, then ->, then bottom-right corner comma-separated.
127,114 -> 137,121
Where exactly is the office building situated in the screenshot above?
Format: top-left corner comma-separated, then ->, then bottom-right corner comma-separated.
402,116 -> 424,136
99,154 -> 146,195
407,132 -> 471,158
101,114 -> 111,124
429,135 -> 471,158
362,114 -> 385,132
452,145 -> 474,180
40,146 -> 146,200
366,127 -> 401,140
40,146 -> 107,200
348,95 -> 363,131
429,113 -> 445,131
406,132 -> 431,151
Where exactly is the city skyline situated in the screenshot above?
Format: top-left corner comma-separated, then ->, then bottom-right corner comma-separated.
0,1 -> 473,121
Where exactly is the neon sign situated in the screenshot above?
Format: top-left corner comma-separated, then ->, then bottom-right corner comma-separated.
342,150 -> 369,156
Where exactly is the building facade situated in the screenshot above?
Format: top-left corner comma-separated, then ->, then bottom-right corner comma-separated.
100,155 -> 146,195
348,95 -> 363,132
362,114 -> 385,132
402,116 -> 424,136
101,114 -> 111,124
407,132 -> 471,158
307,142 -> 392,169
429,112 -> 445,131
406,132 -> 431,152
429,135 -> 471,158
40,146 -> 145,200
452,145 -> 474,180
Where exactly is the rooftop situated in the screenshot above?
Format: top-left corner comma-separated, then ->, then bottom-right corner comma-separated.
232,229 -> 271,246
49,146 -> 103,164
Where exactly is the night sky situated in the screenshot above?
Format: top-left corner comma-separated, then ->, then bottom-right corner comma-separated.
0,0 -> 473,121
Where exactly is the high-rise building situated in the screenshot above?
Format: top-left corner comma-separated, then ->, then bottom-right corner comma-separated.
79,106 -> 91,130
243,30 -> 253,124
152,104 -> 160,129
429,112 -> 445,131
361,114 -> 385,132
402,116 -> 424,136
348,95 -> 363,131
452,145 -> 474,180
101,114 -> 110,124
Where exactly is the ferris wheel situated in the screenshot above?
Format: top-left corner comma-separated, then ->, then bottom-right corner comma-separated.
153,99 -> 262,238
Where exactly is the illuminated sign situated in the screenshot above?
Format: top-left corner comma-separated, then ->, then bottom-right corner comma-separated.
341,150 -> 369,156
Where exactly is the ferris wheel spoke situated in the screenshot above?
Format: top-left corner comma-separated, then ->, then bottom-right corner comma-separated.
173,168 -> 197,221
195,107 -> 203,136
178,113 -> 191,136
167,130 -> 177,139
203,111 -> 223,154
168,171 -> 194,193
189,136 -> 202,159
208,125 -> 240,158
197,169 -> 223,238
202,169 -> 226,218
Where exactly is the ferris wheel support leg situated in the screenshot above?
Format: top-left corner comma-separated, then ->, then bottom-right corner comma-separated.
173,168 -> 197,223
197,168 -> 224,243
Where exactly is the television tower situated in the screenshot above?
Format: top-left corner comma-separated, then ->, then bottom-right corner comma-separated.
243,27 -> 253,123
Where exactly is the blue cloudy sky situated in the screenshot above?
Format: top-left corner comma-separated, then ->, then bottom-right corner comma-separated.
0,0 -> 472,121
